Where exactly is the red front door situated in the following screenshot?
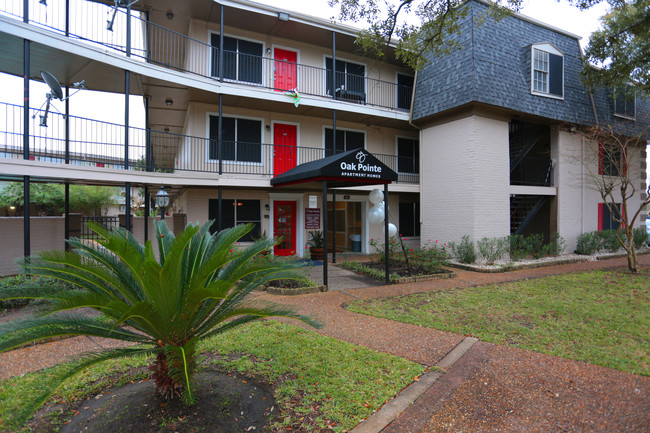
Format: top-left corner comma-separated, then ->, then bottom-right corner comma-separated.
274,48 -> 297,92
273,123 -> 297,176
274,201 -> 297,256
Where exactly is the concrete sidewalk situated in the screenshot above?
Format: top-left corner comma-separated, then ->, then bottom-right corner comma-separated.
264,254 -> 650,433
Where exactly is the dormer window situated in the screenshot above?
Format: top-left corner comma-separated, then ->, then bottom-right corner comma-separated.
531,44 -> 563,99
613,85 -> 635,119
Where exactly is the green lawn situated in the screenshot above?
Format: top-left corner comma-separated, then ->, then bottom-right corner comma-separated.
0,321 -> 423,432
348,269 -> 649,375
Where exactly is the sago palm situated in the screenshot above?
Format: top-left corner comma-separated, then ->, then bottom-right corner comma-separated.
0,220 -> 320,412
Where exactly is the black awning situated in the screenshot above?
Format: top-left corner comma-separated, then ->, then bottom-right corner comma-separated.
270,148 -> 398,188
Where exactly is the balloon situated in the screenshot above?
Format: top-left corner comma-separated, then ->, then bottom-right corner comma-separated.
367,206 -> 385,224
369,189 -> 384,205
388,223 -> 397,237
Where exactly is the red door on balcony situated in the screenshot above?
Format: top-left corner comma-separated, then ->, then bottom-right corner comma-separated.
274,48 -> 297,91
274,201 -> 297,256
273,123 -> 297,176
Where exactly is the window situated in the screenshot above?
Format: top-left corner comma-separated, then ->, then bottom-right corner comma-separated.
210,34 -> 263,84
598,142 -> 626,177
208,199 -> 261,241
209,115 -> 262,163
397,137 -> 419,173
325,58 -> 365,102
399,202 -> 420,237
531,45 -> 563,98
397,73 -> 414,110
324,128 -> 364,156
614,85 -> 635,118
598,203 -> 621,231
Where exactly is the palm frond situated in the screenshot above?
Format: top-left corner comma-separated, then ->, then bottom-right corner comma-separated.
0,315 -> 153,352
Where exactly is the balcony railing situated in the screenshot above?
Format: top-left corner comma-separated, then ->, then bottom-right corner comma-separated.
0,0 -> 413,112
0,102 -> 418,183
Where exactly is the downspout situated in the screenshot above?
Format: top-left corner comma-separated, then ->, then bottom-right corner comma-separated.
408,69 -> 422,240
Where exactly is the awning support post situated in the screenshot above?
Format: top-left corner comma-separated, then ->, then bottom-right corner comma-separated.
322,180 -> 328,288
384,183 -> 389,285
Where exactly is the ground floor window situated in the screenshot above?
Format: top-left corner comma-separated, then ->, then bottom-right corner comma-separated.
398,202 -> 420,237
208,199 -> 261,241
598,203 -> 621,231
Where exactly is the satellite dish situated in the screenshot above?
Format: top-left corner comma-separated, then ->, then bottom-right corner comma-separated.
33,71 -> 85,127
41,71 -> 64,100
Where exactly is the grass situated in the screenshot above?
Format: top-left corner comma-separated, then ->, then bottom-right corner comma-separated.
347,269 -> 650,376
0,321 -> 423,432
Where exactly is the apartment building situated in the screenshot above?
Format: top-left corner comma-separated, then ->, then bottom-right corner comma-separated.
0,0 -> 647,270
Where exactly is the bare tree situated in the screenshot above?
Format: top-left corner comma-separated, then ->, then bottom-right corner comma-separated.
581,124 -> 649,272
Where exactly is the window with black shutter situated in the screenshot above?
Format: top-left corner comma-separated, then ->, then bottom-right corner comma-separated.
614,85 -> 635,118
397,137 -> 419,174
209,199 -> 260,240
397,74 -> 414,110
211,34 -> 263,84
209,116 -> 262,163
325,58 -> 366,102
531,45 -> 563,98
324,128 -> 365,156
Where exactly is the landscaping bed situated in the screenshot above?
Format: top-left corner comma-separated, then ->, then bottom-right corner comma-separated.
341,260 -> 455,284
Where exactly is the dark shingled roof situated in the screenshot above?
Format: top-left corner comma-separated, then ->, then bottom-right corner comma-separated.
412,0 -> 649,137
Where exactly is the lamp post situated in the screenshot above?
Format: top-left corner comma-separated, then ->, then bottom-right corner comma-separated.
156,186 -> 169,220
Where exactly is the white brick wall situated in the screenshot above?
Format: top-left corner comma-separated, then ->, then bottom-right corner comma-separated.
420,115 -> 510,245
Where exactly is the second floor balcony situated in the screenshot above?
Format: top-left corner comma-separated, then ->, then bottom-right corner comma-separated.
0,102 -> 419,184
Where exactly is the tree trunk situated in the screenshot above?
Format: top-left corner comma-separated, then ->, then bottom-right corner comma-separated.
151,351 -> 184,400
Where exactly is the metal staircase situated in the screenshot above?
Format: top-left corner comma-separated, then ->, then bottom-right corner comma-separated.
510,195 -> 548,235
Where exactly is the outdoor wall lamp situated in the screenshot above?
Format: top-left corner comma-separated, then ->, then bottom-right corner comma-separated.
166,11 -> 174,20
265,203 -> 270,210
165,99 -> 173,106
265,124 -> 271,132
156,186 -> 170,221
278,12 -> 289,21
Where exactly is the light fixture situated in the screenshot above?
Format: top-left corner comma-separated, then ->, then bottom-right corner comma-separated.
166,11 -> 174,20
165,99 -> 173,106
265,203 -> 270,210
265,124 -> 271,132
9,206 -> 16,210
164,128 -> 170,133
278,12 -> 289,21
156,186 -> 170,220
266,47 -> 272,55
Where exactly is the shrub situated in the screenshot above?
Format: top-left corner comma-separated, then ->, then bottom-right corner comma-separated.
599,229 -> 621,252
412,240 -> 449,273
526,233 -> 547,259
576,232 -> 600,255
508,234 -> 528,261
476,237 -> 507,264
450,235 -> 476,264
632,227 -> 648,248
369,236 -> 401,263
547,233 -> 567,256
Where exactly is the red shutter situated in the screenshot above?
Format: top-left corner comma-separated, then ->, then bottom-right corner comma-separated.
598,142 -> 604,175
598,203 -> 604,231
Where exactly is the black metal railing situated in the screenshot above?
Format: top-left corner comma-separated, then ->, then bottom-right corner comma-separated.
0,101 -> 418,183
0,0 -> 412,111
80,216 -> 119,240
